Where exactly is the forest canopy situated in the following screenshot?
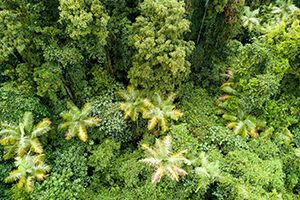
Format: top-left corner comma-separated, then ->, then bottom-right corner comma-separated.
0,0 -> 300,199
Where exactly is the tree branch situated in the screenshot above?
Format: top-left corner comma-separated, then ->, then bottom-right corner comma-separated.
61,77 -> 74,100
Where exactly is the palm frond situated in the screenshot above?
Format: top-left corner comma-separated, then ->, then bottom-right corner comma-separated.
166,165 -> 179,181
139,158 -> 157,166
67,101 -> 80,113
22,112 -> 33,134
148,116 -> 159,130
81,103 -> 93,118
163,136 -> 172,155
31,118 -> 51,138
159,117 -> 168,132
167,93 -> 176,103
0,129 -> 19,136
4,170 -> 22,183
141,144 -> 157,157
17,177 -> 26,189
83,117 -> 101,127
25,176 -> 34,193
57,121 -> 71,131
151,167 -> 165,183
3,145 -> 16,160
78,124 -> 88,142
29,138 -> 43,154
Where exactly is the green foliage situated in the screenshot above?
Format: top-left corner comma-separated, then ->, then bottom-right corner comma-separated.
58,101 -> 101,142
177,82 -> 219,135
88,139 -> 121,173
188,0 -> 244,93
242,6 -> 260,32
88,84 -> 136,142
0,155 -> 14,199
31,143 -> 88,199
128,0 -> 194,93
0,87 -> 51,123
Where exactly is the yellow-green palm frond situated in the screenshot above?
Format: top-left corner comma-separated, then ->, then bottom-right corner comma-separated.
25,176 -> 35,193
22,112 -> 34,134
31,118 -> 51,138
141,144 -> 157,158
151,167 -> 165,183
159,117 -> 168,132
57,121 -> 71,131
147,116 -> 159,130
29,138 -> 43,154
81,103 -> 93,118
67,101 -> 80,113
4,170 -> 22,183
78,125 -> 88,142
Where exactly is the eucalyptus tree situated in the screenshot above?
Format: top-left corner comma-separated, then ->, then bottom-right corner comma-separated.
58,102 -> 101,142
142,93 -> 183,132
139,135 -> 191,183
4,153 -> 51,193
0,112 -> 51,160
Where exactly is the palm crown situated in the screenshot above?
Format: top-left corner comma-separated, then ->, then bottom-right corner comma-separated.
142,93 -> 183,132
0,112 -> 51,159
118,85 -> 153,122
139,135 -> 191,183
58,101 -> 101,142
4,153 -> 51,193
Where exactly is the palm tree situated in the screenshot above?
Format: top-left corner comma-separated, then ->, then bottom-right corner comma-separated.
58,102 -> 101,142
195,152 -> 230,193
0,112 -> 51,159
4,153 -> 51,193
224,109 -> 266,139
118,85 -> 153,127
142,93 -> 183,132
139,135 -> 191,183
242,6 -> 260,32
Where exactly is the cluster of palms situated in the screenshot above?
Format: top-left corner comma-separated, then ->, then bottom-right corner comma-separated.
0,112 -> 52,192
118,85 -> 183,132
0,102 -> 101,192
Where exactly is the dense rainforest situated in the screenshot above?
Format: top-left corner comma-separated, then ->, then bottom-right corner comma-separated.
0,0 -> 300,199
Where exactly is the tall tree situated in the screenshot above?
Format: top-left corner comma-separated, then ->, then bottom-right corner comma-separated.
128,0 -> 194,94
